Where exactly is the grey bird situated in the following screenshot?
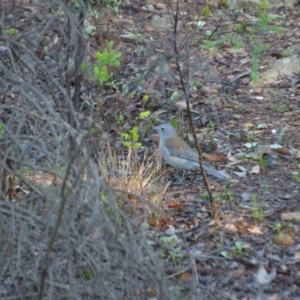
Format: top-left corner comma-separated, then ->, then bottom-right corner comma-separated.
153,123 -> 229,181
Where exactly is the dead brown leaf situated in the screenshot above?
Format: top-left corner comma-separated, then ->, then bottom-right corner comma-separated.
202,153 -> 227,162
180,272 -> 194,281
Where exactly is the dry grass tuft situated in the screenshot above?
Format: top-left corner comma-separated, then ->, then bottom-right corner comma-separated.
98,145 -> 168,211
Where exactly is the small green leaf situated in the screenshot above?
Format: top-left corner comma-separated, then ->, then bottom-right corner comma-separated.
235,241 -> 243,253
139,111 -> 151,119
4,28 -> 17,35
143,94 -> 149,101
170,120 -> 179,129
0,124 -> 4,136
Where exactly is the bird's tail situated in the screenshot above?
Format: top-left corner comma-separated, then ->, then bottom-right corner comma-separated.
203,163 -> 229,180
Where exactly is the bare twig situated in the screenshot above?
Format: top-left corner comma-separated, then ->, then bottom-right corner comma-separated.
171,0 -> 216,216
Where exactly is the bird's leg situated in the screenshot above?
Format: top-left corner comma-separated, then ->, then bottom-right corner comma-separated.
171,170 -> 187,184
179,170 -> 187,183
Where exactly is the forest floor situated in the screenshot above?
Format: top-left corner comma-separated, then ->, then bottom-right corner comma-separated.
3,0 -> 300,299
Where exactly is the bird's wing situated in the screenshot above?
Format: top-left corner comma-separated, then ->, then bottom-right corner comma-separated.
167,144 -> 199,162
169,147 -> 229,180
169,148 -> 198,161
164,137 -> 198,160
165,136 -> 229,180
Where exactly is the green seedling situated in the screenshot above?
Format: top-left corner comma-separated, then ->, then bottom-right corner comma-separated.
251,43 -> 269,84
94,41 -> 122,85
272,26 -> 285,34
199,191 -> 209,200
292,172 -> 300,182
81,269 -> 94,280
201,5 -> 211,17
104,0 -> 122,15
4,28 -> 17,35
84,25 -> 96,37
203,34 -> 244,51
170,92 -> 180,101
139,110 -> 151,119
282,50 -> 294,57
203,39 -> 224,51
133,45 -> 147,56
274,220 -> 282,234
251,52 -> 259,84
89,9 -> 99,19
208,121 -> 216,130
90,127 -> 97,134
161,236 -> 175,245
132,32 -> 146,44
23,166 -> 33,176
227,189 -> 234,202
116,114 -> 125,125
258,0 -> 271,13
219,0 -> 227,7
81,61 -> 88,72
251,194 -> 264,220
120,126 -> 142,150
244,142 -> 258,149
235,23 -> 250,33
277,126 -> 286,143
170,119 -> 180,130
234,241 -> 243,255
120,84 -> 137,99
271,103 -> 289,113
273,220 -> 285,243
258,12 -> 274,29
259,155 -> 268,168
190,80 -> 199,92
245,132 -> 254,142
142,94 -> 149,102
206,96 -> 219,105
170,247 -> 182,266
100,191 -> 123,226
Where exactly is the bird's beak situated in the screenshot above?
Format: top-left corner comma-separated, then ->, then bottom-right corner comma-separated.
151,126 -> 160,141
